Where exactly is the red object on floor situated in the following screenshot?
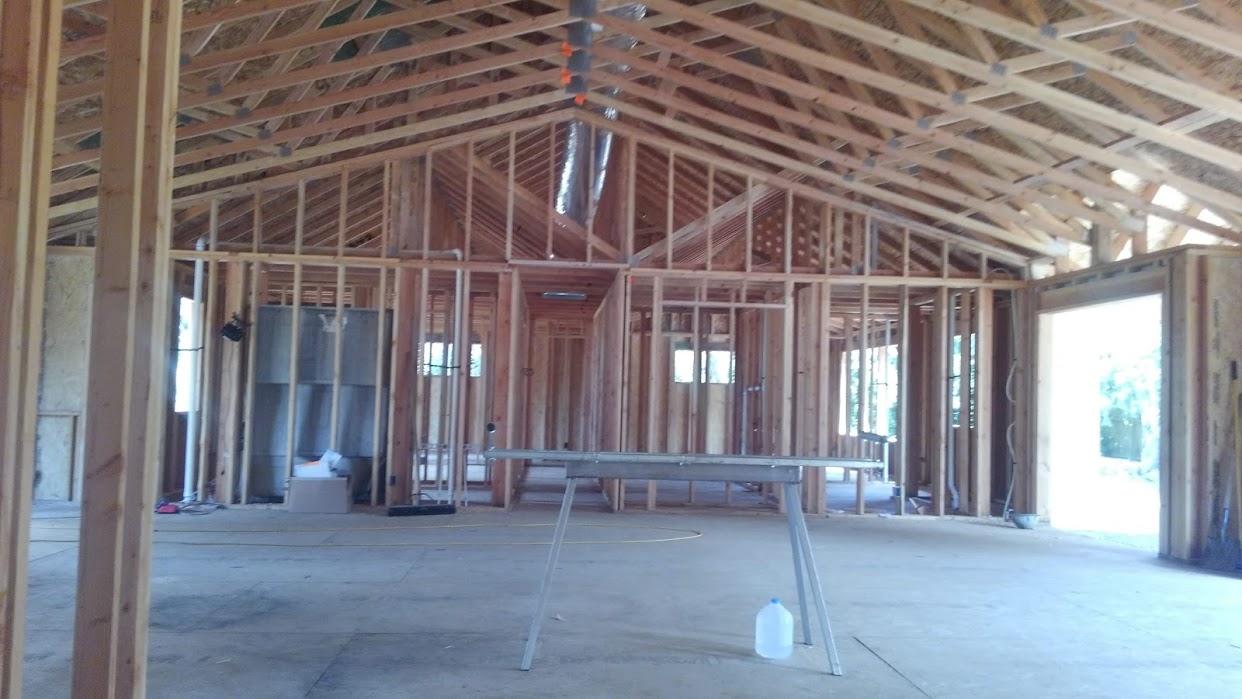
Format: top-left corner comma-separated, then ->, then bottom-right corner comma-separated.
156,504 -> 180,514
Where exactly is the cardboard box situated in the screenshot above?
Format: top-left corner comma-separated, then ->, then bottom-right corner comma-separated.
293,460 -> 331,478
287,476 -> 351,514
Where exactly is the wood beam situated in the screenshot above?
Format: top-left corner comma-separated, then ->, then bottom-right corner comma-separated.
55,44 -> 556,145
633,180 -> 782,264
272,3 -> 414,149
60,0 -> 323,63
200,0 -> 339,109
1051,0 -> 1242,62
489,270 -> 523,506
214,262 -> 246,505
585,112 -> 1032,266
594,71 -> 1077,242
604,3 -> 1242,228
972,287 -> 994,516
386,158 -> 425,506
0,1 -> 62,693
57,3 -> 570,108
646,278 -> 664,509
56,73 -> 555,198
49,95 -> 568,219
462,144 -> 619,258
71,0 -> 181,696
768,0 -> 1242,169
589,95 -> 1062,256
594,16 -> 1228,240
183,0 -> 513,78
780,279 -> 796,513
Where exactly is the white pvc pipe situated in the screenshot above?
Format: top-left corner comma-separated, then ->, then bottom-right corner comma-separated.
417,249 -> 464,506
182,239 -> 205,502
447,254 -> 465,507
946,292 -> 961,512
409,250 -> 463,506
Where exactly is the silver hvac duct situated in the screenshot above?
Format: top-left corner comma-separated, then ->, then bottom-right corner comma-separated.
555,2 -> 646,229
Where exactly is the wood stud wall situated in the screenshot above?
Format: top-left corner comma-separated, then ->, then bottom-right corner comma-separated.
150,131 -> 1018,524
9,0 -> 1242,689
616,263 -> 1003,516
37,172 -> 1209,697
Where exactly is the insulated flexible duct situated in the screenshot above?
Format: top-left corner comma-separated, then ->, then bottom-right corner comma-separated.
555,3 -> 647,231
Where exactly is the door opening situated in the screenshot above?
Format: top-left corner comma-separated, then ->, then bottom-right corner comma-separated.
1039,294 -> 1162,550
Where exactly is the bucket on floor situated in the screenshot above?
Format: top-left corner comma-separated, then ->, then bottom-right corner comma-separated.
1012,513 -> 1040,530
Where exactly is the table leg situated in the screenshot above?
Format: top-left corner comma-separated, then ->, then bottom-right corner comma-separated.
520,477 -> 578,670
784,488 -> 814,646
786,482 -> 843,676
855,468 -> 867,515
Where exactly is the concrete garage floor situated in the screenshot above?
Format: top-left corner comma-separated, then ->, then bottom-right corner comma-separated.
23,500 -> 1242,698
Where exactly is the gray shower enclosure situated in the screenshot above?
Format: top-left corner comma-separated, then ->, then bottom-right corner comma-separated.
248,304 -> 390,499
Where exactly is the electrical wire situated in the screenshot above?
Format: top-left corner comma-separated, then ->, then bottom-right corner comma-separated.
1001,289 -> 1020,520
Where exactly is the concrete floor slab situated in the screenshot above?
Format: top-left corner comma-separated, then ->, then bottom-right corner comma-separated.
855,634 -> 1235,699
24,629 -> 357,699
20,501 -> 1242,698
306,629 -> 926,699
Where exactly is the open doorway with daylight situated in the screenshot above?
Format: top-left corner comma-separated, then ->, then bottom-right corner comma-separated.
1038,294 -> 1162,550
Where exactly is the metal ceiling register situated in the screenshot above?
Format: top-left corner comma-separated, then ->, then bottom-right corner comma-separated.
484,424 -> 844,676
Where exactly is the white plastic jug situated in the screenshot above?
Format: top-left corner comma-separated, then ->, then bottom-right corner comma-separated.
754,598 -> 794,659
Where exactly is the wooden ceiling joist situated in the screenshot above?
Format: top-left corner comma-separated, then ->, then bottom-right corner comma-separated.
38,0 -> 1242,272
179,0 -> 515,78
586,111 -> 1033,265
646,0 -> 1242,174
606,77 -> 1077,244
594,49 -> 1118,234
51,69 -> 560,197
596,5 -> 1242,239
1074,0 -> 1242,62
59,0 -> 326,62
57,4 -> 573,108
51,92 -> 567,218
167,109 -> 572,211
890,0 -> 1242,123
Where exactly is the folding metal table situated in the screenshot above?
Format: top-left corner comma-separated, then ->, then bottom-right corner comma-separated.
485,428 -> 846,676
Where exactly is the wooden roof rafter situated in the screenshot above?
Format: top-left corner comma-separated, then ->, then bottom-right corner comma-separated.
587,110 -> 1034,266
601,72 -> 1081,248
44,0 -> 1242,271
52,88 -> 570,219
52,69 -> 560,199
608,49 -> 1114,238
53,5 -> 574,151
798,0 -> 1242,180
597,3 -> 1242,243
167,108 -> 574,212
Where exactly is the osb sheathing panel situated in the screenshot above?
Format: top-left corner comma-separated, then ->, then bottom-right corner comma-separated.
36,254 -> 94,501
1204,254 -> 1242,546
